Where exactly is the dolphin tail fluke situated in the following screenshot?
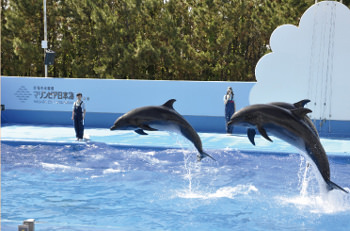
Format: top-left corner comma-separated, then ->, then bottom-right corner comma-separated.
198,151 -> 216,162
327,180 -> 349,193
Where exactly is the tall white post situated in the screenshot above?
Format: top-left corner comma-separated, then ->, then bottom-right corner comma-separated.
43,0 -> 48,77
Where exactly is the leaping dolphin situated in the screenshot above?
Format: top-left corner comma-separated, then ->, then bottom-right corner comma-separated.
110,99 -> 215,161
228,103 -> 348,193
246,99 -> 319,146
269,99 -> 319,138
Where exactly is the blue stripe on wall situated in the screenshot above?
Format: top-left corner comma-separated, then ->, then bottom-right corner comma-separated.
1,109 -> 247,134
2,109 -> 349,137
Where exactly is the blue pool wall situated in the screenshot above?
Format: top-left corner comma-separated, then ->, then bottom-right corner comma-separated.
1,76 -> 350,137
1,76 -> 253,133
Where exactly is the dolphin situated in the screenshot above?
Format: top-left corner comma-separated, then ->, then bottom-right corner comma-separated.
228,103 -> 348,193
246,99 -> 319,146
269,99 -> 319,138
110,99 -> 215,161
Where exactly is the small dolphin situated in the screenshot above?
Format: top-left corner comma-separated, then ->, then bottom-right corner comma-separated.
246,99 -> 319,145
110,99 -> 215,161
270,99 -> 319,138
228,103 -> 348,193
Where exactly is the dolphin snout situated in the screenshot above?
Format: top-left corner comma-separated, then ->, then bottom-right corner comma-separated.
227,116 -> 238,126
110,117 -> 125,131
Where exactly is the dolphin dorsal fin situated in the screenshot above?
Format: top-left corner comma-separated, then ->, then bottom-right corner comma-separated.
291,108 -> 312,118
293,99 -> 311,108
162,99 -> 176,109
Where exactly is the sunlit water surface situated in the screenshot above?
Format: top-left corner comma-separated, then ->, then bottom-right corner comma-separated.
2,126 -> 350,230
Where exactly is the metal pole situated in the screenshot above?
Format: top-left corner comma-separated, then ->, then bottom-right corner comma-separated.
44,0 -> 48,77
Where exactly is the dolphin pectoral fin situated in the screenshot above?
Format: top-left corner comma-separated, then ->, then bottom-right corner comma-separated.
327,180 -> 349,193
247,128 -> 256,146
134,129 -> 148,135
291,108 -> 312,118
258,126 -> 272,142
140,124 -> 158,131
294,99 -> 311,108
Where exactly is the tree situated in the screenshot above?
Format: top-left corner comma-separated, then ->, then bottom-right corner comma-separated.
2,0 -> 347,81
2,0 -> 44,76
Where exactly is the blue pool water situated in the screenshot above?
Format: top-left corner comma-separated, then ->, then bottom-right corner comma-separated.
2,125 -> 350,230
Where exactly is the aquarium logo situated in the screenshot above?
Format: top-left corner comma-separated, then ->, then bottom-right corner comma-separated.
15,86 -> 32,103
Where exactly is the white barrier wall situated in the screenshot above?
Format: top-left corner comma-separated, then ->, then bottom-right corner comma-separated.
1,76 -> 254,132
251,1 -> 350,122
248,1 -> 350,137
2,76 -> 350,136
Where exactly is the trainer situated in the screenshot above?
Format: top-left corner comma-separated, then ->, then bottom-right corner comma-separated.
72,93 -> 86,141
224,87 -> 236,134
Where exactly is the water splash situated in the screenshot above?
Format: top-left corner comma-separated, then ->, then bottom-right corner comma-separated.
177,184 -> 258,200
297,155 -> 317,196
41,163 -> 93,172
278,155 -> 350,214
183,149 -> 200,194
278,188 -> 350,214
179,150 -> 258,199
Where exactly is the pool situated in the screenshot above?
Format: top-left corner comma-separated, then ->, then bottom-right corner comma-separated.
2,125 -> 350,230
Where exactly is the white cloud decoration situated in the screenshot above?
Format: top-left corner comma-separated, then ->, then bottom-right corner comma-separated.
250,1 -> 350,121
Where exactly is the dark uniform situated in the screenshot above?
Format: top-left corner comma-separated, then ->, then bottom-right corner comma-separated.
225,98 -> 235,133
224,87 -> 235,134
73,101 -> 85,139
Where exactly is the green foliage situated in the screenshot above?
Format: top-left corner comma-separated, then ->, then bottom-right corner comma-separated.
2,0 -> 343,81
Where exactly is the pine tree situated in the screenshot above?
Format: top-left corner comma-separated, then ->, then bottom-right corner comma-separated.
3,0 -> 347,80
2,0 -> 44,76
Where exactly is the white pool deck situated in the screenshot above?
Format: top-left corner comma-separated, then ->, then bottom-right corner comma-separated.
1,125 -> 350,156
